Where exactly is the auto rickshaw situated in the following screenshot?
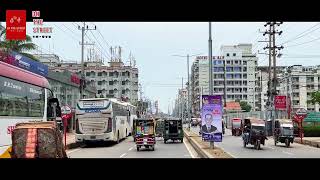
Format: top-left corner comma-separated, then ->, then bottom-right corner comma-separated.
134,118 -> 156,151
231,118 -> 243,136
155,118 -> 165,138
242,117 -> 267,150
274,119 -> 294,148
163,118 -> 183,143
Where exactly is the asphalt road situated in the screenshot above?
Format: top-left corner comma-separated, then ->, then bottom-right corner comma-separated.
190,126 -> 320,158
67,136 -> 196,158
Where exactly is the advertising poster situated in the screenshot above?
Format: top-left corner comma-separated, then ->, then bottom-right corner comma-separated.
275,95 -> 286,110
201,95 -> 223,142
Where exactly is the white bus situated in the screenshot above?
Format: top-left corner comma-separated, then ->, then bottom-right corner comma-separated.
123,102 -> 138,136
75,98 -> 137,144
0,61 -> 61,158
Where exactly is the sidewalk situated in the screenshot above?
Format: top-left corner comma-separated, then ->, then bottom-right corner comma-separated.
184,128 -> 233,158
294,137 -> 320,148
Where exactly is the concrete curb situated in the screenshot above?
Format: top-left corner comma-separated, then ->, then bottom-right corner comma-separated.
294,139 -> 320,148
183,130 -> 215,158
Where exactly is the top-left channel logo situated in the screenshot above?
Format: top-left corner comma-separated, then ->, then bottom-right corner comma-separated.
6,10 -> 26,40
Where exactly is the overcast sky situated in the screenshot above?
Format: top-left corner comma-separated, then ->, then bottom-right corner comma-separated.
6,22 -> 320,112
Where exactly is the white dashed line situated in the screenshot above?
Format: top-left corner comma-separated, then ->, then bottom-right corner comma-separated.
282,151 -> 294,155
128,147 -> 133,151
183,138 -> 196,158
120,153 -> 127,158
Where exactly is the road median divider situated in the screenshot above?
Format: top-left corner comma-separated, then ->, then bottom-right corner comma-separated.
184,129 -> 233,158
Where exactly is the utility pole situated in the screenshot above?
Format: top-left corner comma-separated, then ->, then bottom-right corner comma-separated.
173,54 -> 202,128
187,54 -> 191,129
181,77 -> 184,121
209,22 -> 213,95
263,21 -> 283,131
78,22 -> 96,99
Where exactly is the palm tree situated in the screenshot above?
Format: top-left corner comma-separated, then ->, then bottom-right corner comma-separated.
0,25 -> 38,61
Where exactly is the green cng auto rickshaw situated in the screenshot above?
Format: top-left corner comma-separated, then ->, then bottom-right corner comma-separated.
274,119 -> 294,148
155,118 -> 165,137
163,118 -> 183,143
134,118 -> 156,151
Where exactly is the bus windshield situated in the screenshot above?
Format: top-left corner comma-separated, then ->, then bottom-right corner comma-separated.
0,76 -> 45,117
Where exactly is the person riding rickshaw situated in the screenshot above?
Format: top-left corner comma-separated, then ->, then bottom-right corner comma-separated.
242,117 -> 267,150
134,118 -> 156,151
274,119 -> 294,148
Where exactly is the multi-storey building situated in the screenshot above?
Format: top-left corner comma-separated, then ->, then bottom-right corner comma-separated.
48,59 -> 139,104
279,65 -> 320,112
190,44 -> 258,116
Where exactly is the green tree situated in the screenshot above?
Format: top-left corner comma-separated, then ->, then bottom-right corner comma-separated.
307,91 -> 320,105
240,101 -> 252,112
0,25 -> 38,61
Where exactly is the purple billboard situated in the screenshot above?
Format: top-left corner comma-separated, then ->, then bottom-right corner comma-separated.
201,95 -> 223,142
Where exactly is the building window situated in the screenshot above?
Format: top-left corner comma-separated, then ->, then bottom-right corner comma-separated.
98,90 -> 102,94
234,67 -> 241,72
122,81 -> 125,85
227,60 -> 231,64
226,67 -> 233,72
233,53 -> 236,56
98,81 -> 102,85
226,53 -> 230,57
86,72 -> 90,76
98,72 -> 102,76
235,74 -> 241,79
122,72 -> 126,76
122,90 -> 125,94
109,90 -> 114,94
135,74 -> 138,78
243,74 -> 247,79
109,81 -> 113,85
243,61 -> 247,65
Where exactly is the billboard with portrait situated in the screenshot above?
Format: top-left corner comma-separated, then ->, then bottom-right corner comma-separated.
201,95 -> 222,142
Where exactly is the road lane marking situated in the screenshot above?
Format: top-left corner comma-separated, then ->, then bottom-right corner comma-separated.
128,147 -> 133,151
120,153 -> 127,158
183,138 -> 196,158
282,151 -> 294,155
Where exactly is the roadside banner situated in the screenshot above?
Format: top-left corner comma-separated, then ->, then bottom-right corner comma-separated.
201,95 -> 223,142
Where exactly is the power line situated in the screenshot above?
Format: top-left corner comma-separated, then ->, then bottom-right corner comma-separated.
91,22 -> 111,48
285,35 -> 320,47
280,23 -> 320,45
87,30 -> 111,60
53,23 -> 79,42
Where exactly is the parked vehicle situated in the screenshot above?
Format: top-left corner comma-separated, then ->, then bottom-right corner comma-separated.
163,118 -> 183,143
274,119 -> 294,148
242,117 -> 267,150
231,118 -> 243,136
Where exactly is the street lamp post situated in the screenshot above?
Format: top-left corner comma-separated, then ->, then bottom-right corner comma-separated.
173,53 -> 202,130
